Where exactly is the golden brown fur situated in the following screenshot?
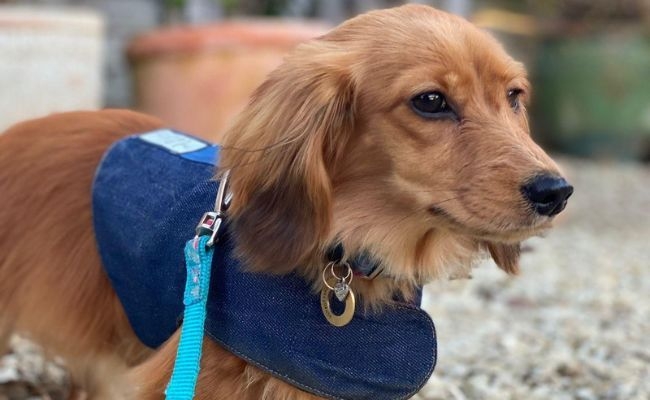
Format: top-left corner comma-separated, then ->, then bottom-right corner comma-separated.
219,5 -> 561,304
0,5 -> 567,399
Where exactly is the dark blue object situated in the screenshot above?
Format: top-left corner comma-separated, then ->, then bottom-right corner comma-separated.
92,129 -> 437,400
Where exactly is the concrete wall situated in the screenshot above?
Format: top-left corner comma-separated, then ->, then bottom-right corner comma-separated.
0,6 -> 104,131
16,0 -> 161,108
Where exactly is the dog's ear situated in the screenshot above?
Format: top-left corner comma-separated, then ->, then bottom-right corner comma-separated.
219,42 -> 355,273
486,242 -> 520,275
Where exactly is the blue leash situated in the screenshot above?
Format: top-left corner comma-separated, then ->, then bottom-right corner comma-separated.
165,236 -> 213,400
165,172 -> 231,400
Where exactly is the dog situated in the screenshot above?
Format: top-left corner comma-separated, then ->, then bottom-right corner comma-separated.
0,4 -> 572,400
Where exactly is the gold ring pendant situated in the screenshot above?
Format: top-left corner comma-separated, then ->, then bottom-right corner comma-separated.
320,287 -> 355,327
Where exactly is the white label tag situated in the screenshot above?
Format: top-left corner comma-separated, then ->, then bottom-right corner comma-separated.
139,130 -> 207,154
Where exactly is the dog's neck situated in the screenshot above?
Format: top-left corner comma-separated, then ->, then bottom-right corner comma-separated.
314,183 -> 484,308
325,242 -> 384,279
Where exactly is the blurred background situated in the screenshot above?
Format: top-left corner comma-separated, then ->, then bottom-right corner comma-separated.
0,0 -> 648,399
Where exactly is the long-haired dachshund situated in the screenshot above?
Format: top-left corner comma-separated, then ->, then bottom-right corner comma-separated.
0,5 -> 572,400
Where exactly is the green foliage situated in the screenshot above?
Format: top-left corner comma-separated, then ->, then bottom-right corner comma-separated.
486,0 -> 650,22
165,0 -> 187,10
220,0 -> 290,16
164,0 -> 290,17
220,0 -> 239,14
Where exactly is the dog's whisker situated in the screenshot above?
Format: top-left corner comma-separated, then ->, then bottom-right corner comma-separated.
431,195 -> 464,206
399,188 -> 457,194
219,141 -> 293,154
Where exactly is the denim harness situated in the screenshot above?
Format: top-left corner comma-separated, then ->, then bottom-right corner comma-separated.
92,130 -> 437,400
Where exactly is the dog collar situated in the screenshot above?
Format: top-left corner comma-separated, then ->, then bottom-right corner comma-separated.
326,243 -> 384,279
92,130 -> 437,400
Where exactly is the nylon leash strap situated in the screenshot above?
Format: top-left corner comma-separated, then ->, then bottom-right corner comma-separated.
165,172 -> 231,400
165,236 -> 213,400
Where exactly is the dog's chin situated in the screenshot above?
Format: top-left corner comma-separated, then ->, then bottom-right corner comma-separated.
428,205 -> 553,243
473,223 -> 552,243
341,210 -> 553,306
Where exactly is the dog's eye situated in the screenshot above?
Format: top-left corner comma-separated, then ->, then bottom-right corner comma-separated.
508,89 -> 523,111
411,91 -> 454,119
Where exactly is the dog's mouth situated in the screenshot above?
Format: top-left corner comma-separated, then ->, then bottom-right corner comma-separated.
427,205 -> 552,242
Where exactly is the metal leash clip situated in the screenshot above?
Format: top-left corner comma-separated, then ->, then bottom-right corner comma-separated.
195,170 -> 232,247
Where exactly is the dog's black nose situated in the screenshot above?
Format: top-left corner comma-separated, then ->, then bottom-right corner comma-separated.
521,174 -> 573,217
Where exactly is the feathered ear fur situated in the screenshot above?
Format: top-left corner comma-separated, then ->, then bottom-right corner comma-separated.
218,41 -> 355,273
486,242 -> 521,275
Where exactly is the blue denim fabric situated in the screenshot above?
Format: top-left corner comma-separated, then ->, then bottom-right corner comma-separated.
92,130 -> 437,400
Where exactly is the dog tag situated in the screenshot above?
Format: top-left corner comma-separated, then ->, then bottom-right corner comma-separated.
334,281 -> 350,302
320,287 -> 355,327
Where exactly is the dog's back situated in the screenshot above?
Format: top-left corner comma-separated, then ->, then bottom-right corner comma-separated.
0,109 -> 162,397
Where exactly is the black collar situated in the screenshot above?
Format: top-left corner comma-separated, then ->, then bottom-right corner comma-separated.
326,243 -> 384,279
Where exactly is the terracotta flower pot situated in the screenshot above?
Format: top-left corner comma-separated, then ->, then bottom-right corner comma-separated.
128,20 -> 329,142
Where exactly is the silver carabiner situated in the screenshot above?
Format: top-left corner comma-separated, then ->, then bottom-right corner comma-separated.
195,170 -> 232,247
213,170 -> 231,216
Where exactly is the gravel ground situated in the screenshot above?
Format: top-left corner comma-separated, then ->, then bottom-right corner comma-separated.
1,157 -> 648,400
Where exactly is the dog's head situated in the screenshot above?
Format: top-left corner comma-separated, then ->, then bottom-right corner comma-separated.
220,5 -> 572,303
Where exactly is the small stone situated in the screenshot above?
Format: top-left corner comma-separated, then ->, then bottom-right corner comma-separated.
576,387 -> 596,400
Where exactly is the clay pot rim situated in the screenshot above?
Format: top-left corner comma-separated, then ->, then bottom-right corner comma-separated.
128,19 -> 330,59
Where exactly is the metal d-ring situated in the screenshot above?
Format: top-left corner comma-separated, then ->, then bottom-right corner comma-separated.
321,261 -> 352,290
